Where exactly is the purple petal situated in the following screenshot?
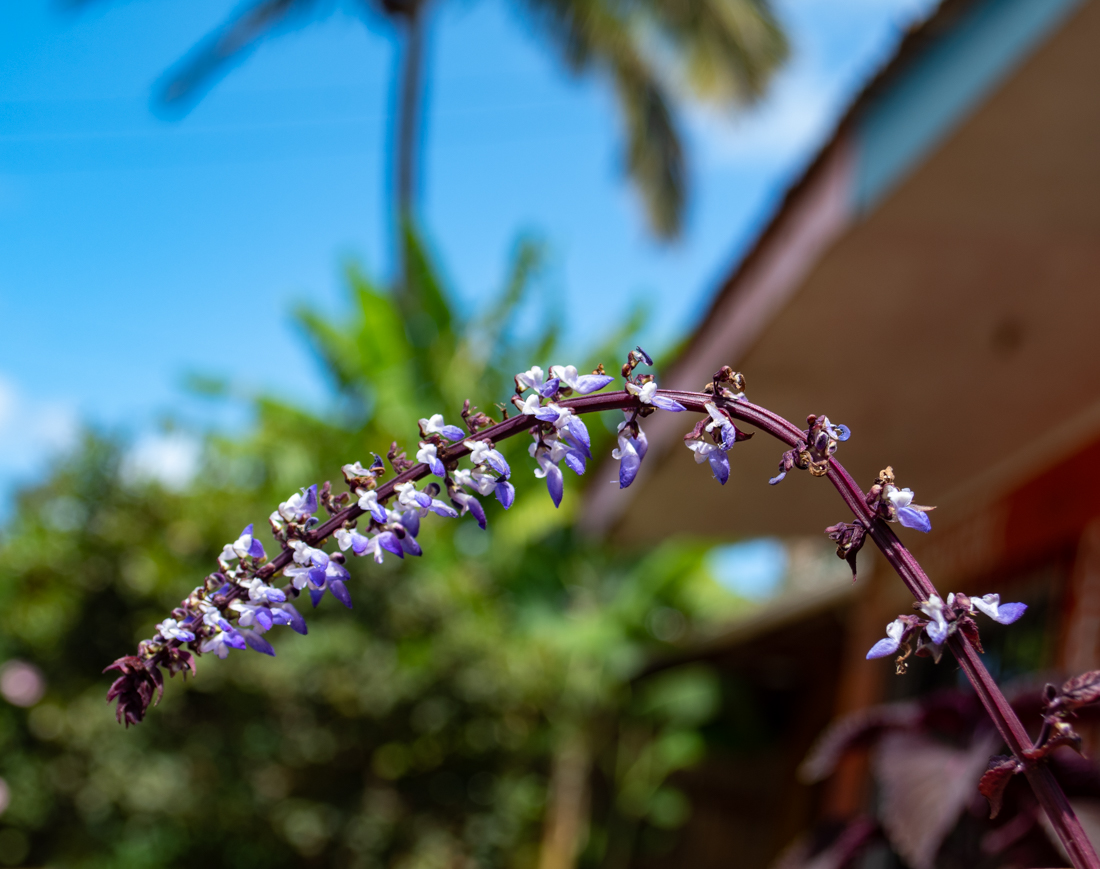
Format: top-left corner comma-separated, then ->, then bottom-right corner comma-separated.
328,562 -> 350,581
926,620 -> 948,645
834,424 -> 851,442
635,346 -> 653,366
255,608 -> 274,631
430,457 -> 446,477
441,425 -> 466,442
378,532 -> 404,558
619,451 -> 641,489
402,511 -> 421,537
401,535 -> 423,556
240,629 -> 275,656
411,491 -> 432,508
546,464 -> 564,507
649,395 -> 686,412
487,453 -> 511,477
897,506 -> 932,533
242,523 -> 254,537
248,538 -> 266,559
495,481 -> 515,509
708,450 -> 730,485
768,470 -> 787,486
992,602 -> 1027,625
302,484 -> 318,514
534,407 -> 560,423
538,377 -> 561,398
572,374 -> 615,394
328,579 -> 353,609
865,637 -> 901,660
566,418 -> 591,455
309,587 -> 324,608
308,566 -> 327,587
635,431 -> 648,460
466,496 -> 487,530
225,629 -> 248,651
370,503 -> 388,524
350,531 -> 372,556
279,603 -> 308,634
563,450 -> 586,476
719,422 -> 737,451
428,502 -> 458,518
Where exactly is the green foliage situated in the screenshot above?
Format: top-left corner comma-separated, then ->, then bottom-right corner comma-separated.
0,234 -> 742,867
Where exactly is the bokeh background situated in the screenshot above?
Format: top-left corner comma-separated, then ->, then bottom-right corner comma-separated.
4,0 -> 1100,867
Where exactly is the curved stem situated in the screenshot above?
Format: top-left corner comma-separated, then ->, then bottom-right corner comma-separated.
149,387 -> 1100,867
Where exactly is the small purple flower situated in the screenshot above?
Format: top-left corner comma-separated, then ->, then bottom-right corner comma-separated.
627,380 -> 684,412
275,484 -> 318,524
532,446 -> 565,507
887,486 -> 932,533
453,491 -> 487,529
971,593 -> 1027,625
200,626 -> 247,659
356,489 -> 389,524
495,480 -> 515,508
271,601 -> 308,634
243,578 -> 286,604
420,413 -> 466,442
156,618 -> 195,643
866,618 -> 906,659
634,346 -> 653,366
416,442 -> 447,478
238,628 -> 276,656
401,510 -> 421,537
519,394 -> 562,423
311,562 -> 353,608
920,595 -> 950,645
516,366 -> 561,398
231,600 -> 274,631
703,403 -> 737,451
221,524 -> 266,562
400,533 -> 422,557
549,364 -> 615,395
686,440 -> 730,485
465,440 -> 511,477
376,531 -> 404,559
612,432 -> 644,489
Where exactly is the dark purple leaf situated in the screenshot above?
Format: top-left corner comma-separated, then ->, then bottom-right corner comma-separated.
979,755 -> 1023,819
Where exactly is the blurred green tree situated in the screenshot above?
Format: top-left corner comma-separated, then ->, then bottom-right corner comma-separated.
0,235 -> 743,867
81,0 -> 786,255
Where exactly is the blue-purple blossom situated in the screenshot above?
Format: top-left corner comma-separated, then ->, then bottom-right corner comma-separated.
519,394 -> 562,423
357,489 -> 388,524
201,626 -> 247,659
274,484 -> 318,524
531,443 -> 565,506
271,602 -> 308,634
971,593 -> 1027,625
310,561 -> 353,608
156,618 -> 195,643
612,431 -> 644,489
420,413 -> 466,442
395,482 -> 459,518
452,491 -> 487,529
242,578 -> 286,604
516,366 -> 561,398
542,405 -> 591,457
634,346 -> 654,366
823,418 -> 851,442
627,380 -> 685,412
416,442 -> 446,477
238,628 -> 275,656
866,618 -> 906,659
231,600 -> 275,631
686,440 -> 730,485
549,364 -> 614,395
464,440 -> 511,477
920,595 -> 950,645
495,481 -> 515,508
221,524 -> 266,562
704,402 -> 738,450
887,485 -> 932,533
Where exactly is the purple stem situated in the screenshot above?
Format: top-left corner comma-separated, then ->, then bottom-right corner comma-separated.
143,387 -> 1100,868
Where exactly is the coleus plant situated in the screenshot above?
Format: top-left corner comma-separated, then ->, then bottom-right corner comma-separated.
106,348 -> 1100,869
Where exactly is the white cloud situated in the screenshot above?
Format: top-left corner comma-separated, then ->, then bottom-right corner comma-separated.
121,432 -> 202,491
0,373 -> 80,491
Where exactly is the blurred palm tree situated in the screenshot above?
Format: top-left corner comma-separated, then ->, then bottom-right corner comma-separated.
79,0 -> 786,274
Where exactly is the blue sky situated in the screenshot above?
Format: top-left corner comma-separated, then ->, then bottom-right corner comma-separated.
0,0 -> 936,497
